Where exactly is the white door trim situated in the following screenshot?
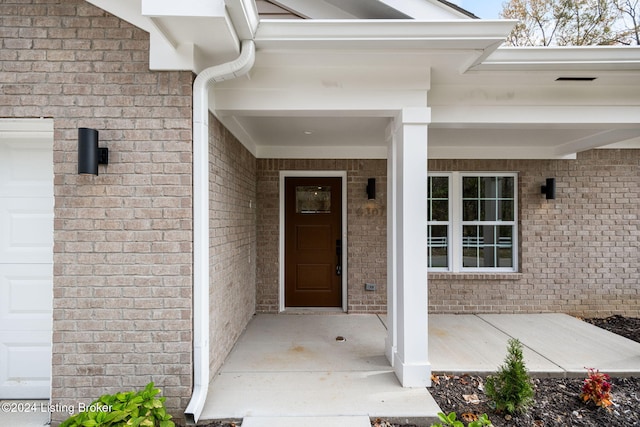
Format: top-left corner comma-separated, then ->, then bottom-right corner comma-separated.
278,170 -> 348,312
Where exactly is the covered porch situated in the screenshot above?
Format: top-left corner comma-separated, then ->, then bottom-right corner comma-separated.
199,313 -> 640,426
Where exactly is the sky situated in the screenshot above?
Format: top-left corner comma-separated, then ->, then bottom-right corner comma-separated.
454,0 -> 506,19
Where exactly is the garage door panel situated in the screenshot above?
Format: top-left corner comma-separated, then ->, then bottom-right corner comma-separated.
0,198 -> 53,264
0,264 -> 52,331
0,332 -> 51,399
0,139 -> 53,198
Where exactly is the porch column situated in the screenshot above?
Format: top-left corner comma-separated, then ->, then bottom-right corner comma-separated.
386,107 -> 431,388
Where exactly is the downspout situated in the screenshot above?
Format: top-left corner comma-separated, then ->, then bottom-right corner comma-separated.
185,39 -> 255,424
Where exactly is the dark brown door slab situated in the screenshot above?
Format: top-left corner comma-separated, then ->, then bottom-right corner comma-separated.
285,177 -> 342,307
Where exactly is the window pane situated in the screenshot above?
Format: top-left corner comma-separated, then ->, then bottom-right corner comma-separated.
498,247 -> 513,267
463,247 -> 478,268
478,246 -> 496,268
430,200 -> 448,221
498,226 -> 513,267
499,177 -> 514,199
462,225 -> 479,246
428,225 -> 448,268
498,200 -> 514,221
463,177 -> 478,198
480,199 -> 498,221
480,176 -> 496,199
430,176 -> 449,198
463,200 -> 478,221
296,186 -> 331,213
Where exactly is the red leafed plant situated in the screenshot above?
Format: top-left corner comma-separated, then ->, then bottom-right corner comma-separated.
580,368 -> 613,408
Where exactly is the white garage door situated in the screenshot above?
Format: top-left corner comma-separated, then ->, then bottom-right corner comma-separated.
0,120 -> 54,398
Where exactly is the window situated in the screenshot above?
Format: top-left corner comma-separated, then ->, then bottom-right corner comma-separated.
427,175 -> 451,270
428,172 -> 517,272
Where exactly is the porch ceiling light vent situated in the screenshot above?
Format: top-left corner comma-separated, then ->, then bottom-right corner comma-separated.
78,127 -> 108,175
555,77 -> 597,81
541,178 -> 556,200
366,178 -> 376,200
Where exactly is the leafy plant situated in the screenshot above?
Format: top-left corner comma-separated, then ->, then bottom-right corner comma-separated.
431,411 -> 493,427
60,382 -> 175,427
485,338 -> 535,414
581,368 -> 613,408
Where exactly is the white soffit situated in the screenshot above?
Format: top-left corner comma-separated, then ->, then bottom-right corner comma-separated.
269,0 -> 472,19
378,0 -> 475,19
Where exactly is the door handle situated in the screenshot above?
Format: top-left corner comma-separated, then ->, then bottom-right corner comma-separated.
336,239 -> 342,276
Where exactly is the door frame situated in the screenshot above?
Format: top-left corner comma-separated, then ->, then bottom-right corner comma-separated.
279,170 -> 347,312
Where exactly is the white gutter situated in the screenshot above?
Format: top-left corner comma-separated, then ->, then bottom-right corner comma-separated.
185,39 -> 255,424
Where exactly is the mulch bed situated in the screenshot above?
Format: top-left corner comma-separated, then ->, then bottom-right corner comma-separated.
187,315 -> 640,427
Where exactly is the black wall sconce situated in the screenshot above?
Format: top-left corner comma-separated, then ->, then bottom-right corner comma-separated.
78,127 -> 108,175
366,178 -> 376,200
541,178 -> 556,200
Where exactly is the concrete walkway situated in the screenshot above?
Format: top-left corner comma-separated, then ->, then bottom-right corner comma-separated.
3,313 -> 638,427
200,313 -> 640,426
430,313 -> 640,377
200,314 -> 438,426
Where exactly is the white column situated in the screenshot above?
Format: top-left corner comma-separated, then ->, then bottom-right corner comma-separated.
387,107 -> 431,388
385,123 -> 397,366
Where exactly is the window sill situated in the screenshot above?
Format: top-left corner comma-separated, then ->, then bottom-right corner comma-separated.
429,272 -> 523,281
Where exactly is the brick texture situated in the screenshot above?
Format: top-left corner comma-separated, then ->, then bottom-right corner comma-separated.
256,159 -> 387,313
208,115 -> 256,376
1,0 -> 193,423
429,150 -> 640,317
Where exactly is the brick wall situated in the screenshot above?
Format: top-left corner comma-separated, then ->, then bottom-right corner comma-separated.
255,159 -> 387,313
255,152 -> 639,317
0,0 -> 193,423
429,150 -> 640,317
208,115 -> 256,376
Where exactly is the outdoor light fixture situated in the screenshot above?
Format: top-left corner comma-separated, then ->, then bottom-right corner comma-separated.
78,127 -> 108,175
366,178 -> 376,200
541,178 -> 556,200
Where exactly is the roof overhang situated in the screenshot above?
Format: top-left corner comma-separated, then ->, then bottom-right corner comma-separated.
85,0 -> 640,159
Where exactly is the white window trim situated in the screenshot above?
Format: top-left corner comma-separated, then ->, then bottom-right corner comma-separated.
428,172 -> 518,273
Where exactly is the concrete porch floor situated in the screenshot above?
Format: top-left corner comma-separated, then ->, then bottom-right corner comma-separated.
199,313 -> 640,426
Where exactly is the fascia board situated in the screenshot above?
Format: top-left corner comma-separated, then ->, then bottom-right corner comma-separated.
477,46 -> 640,71
255,19 -> 516,50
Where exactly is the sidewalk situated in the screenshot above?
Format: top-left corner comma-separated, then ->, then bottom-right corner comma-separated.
430,313 -> 640,377
200,313 -> 640,425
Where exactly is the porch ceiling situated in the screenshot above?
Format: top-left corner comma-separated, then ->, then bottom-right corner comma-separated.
86,0 -> 640,160
213,31 -> 640,159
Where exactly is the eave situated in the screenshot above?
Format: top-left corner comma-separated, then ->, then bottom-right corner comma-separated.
255,19 -> 516,53
475,46 -> 640,72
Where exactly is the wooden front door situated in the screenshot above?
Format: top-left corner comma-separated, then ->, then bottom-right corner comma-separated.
285,177 -> 343,308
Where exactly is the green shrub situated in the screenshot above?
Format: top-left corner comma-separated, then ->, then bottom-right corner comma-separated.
485,338 -> 534,414
431,411 -> 493,427
59,382 -> 175,427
